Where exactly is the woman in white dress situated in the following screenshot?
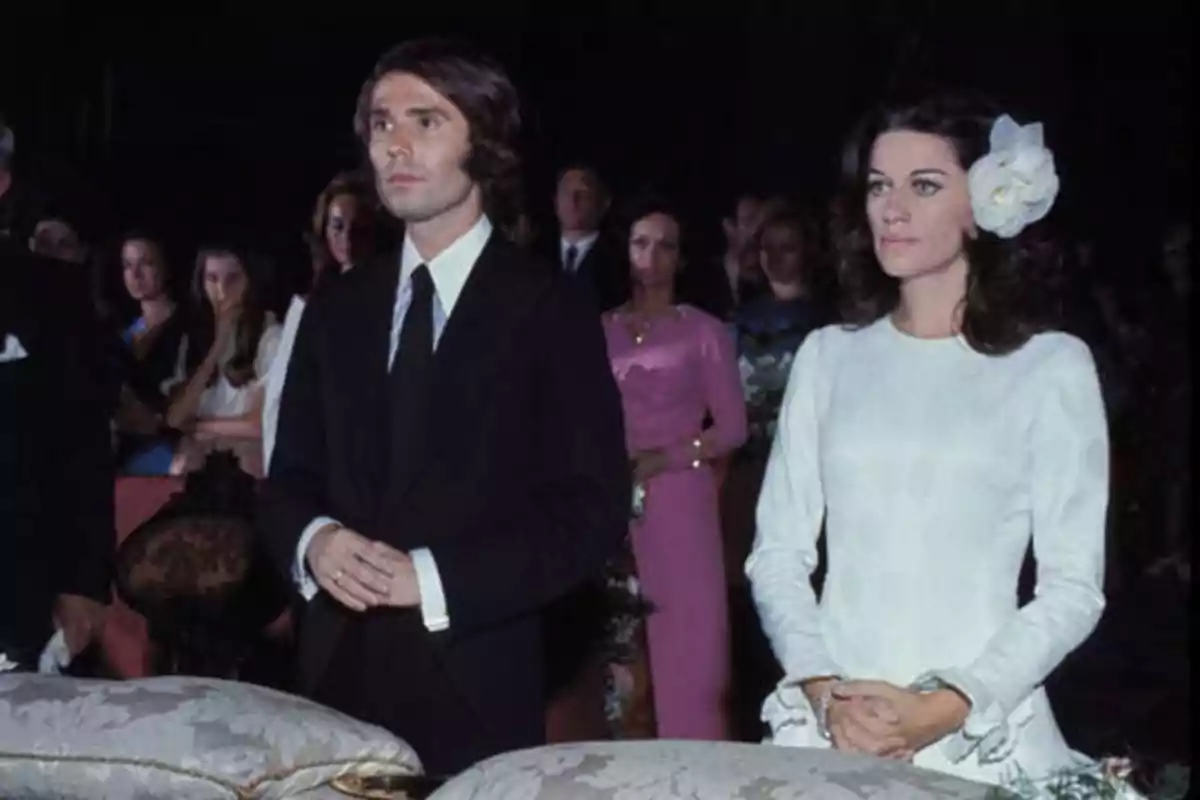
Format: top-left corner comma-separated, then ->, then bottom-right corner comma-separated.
748,93 -> 1111,789
165,245 -> 283,478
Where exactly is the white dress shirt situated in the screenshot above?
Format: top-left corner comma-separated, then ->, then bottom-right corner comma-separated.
560,230 -> 599,272
749,319 -> 1108,785
292,213 -> 494,633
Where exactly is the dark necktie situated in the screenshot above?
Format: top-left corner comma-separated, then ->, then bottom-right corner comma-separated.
388,264 -> 434,497
564,244 -> 579,273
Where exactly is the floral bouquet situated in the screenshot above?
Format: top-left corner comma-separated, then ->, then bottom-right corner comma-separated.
990,757 -> 1189,800
738,350 -> 794,451
599,541 -> 656,731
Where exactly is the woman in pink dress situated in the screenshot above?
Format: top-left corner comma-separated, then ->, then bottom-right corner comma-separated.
602,198 -> 748,740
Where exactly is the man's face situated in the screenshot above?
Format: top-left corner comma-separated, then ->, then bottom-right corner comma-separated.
30,219 -> 86,263
554,168 -> 608,233
366,72 -> 477,225
733,197 -> 766,247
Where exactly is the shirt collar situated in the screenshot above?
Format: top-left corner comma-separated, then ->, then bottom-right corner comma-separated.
401,214 -> 493,314
561,230 -> 600,260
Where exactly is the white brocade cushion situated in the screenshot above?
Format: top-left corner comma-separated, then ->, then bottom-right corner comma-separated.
0,674 -> 421,799
430,740 -> 1004,800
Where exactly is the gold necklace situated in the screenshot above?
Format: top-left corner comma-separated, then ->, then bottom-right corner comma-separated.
628,315 -> 653,345
627,306 -> 676,345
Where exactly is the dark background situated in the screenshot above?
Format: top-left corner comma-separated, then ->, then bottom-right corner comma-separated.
1,6 -> 1191,289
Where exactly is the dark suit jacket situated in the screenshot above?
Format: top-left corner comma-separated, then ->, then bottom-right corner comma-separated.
0,242 -> 115,660
259,231 -> 629,758
541,233 -> 629,313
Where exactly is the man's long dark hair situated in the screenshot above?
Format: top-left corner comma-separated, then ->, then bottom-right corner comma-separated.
353,37 -> 524,231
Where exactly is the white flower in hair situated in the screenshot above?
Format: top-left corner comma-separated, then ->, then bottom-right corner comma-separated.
967,114 -> 1060,238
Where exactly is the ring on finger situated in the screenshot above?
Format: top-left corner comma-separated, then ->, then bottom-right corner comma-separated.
333,569 -> 344,584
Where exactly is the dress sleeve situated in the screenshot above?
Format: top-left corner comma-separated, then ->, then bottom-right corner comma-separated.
253,322 -> 284,387
696,313 -> 748,458
263,299 -> 307,475
916,335 -> 1109,764
746,327 -> 841,684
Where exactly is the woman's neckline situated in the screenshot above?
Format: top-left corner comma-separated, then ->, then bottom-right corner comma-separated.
617,304 -> 683,346
885,314 -> 966,346
620,302 -> 683,318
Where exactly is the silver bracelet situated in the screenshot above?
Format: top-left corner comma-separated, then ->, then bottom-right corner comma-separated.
908,674 -> 947,694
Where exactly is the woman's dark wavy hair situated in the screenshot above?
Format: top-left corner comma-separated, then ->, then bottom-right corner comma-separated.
189,241 -> 268,390
353,37 -> 524,231
833,91 -> 1062,355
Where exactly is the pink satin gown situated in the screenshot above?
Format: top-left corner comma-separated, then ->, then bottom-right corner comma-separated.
603,304 -> 748,739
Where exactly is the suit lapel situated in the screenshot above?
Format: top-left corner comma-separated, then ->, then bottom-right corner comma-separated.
299,260 -> 399,690
576,242 -> 600,282
385,235 -> 525,509
433,235 -> 514,371
343,257 -> 400,521
362,257 -> 400,378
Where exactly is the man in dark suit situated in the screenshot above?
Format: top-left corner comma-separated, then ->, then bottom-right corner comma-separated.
546,163 -> 628,312
0,240 -> 114,671
259,39 -> 629,775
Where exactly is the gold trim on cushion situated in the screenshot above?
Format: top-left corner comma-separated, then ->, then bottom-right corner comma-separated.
0,751 -> 418,799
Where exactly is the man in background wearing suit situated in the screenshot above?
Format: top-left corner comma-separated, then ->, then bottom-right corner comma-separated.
259,39 -> 629,775
1,240 -> 114,672
549,162 -> 627,312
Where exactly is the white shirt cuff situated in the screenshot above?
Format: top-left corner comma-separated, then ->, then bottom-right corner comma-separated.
294,516 -> 340,601
410,547 -> 450,632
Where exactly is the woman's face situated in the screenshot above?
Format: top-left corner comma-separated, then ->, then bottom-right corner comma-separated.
202,253 -> 248,313
121,239 -> 166,301
628,212 -> 682,289
325,193 -> 359,269
866,130 -> 975,281
759,222 -> 804,285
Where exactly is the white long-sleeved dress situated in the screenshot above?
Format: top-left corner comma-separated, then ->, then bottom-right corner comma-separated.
747,317 -> 1109,787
